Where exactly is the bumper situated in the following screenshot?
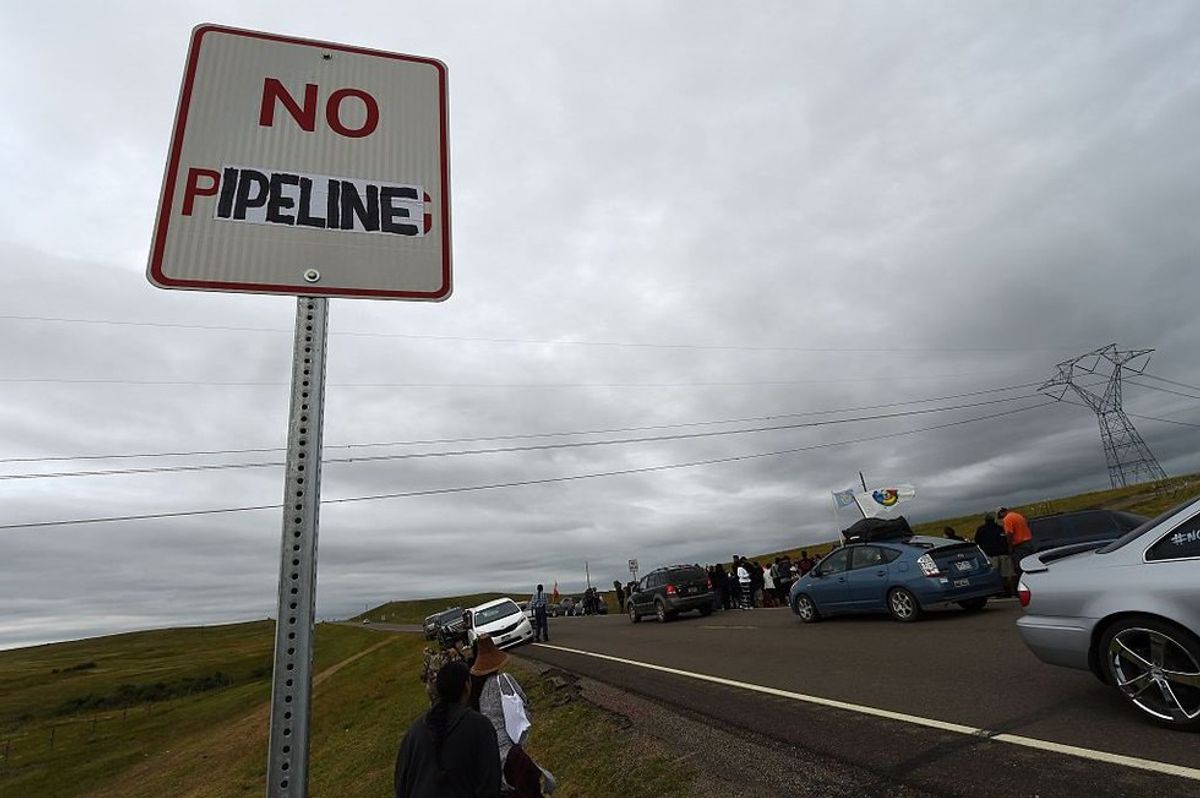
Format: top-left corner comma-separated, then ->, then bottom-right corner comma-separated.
666,593 -> 713,613
913,571 -> 1003,606
495,621 -> 535,650
1016,614 -> 1095,670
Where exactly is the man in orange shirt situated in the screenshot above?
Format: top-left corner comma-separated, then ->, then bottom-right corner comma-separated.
998,507 -> 1035,574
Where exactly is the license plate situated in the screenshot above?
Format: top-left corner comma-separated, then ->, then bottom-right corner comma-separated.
953,578 -> 969,587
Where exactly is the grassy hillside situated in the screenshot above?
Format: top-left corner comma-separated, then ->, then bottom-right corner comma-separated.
0,621 -> 694,797
352,591 -> 518,624
751,473 -> 1200,565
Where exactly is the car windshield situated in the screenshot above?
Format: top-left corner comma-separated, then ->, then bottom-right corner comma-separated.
436,609 -> 462,623
1096,498 -> 1198,554
474,601 -> 520,626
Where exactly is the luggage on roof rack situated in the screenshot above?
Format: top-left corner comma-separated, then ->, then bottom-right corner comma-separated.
841,516 -> 914,543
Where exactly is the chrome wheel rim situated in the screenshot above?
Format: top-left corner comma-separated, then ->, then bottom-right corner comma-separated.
1110,627 -> 1200,723
890,590 -> 915,619
796,597 -> 813,621
656,604 -> 666,622
628,606 -> 636,621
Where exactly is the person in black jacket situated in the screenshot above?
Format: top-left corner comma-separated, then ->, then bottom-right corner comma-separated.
395,660 -> 501,798
974,512 -> 1015,596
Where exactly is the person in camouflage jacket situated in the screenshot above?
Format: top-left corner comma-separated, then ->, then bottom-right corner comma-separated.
420,642 -> 466,704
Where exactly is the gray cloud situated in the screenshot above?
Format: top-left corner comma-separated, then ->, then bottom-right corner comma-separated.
2,1 -> 1199,648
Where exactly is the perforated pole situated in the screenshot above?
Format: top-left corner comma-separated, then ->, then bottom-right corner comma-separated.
266,297 -> 329,798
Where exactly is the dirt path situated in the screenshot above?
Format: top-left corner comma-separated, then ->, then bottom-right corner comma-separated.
89,637 -> 397,798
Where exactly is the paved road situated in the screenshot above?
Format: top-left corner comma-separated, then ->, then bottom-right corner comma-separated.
520,603 -> 1200,797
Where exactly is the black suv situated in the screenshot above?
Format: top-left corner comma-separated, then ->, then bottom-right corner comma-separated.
627,565 -> 713,623
1028,509 -> 1147,552
422,607 -> 462,640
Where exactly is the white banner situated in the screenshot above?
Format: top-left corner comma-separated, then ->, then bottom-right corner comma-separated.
854,484 -> 916,518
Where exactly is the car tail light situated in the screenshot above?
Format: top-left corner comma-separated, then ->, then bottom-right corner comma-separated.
1018,580 -> 1030,607
916,553 -> 940,577
666,584 -> 676,595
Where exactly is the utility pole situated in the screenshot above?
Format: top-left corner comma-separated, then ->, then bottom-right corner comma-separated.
585,561 -> 591,590
1040,344 -> 1168,488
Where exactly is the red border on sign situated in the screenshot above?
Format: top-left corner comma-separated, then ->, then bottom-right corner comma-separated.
147,24 -> 452,301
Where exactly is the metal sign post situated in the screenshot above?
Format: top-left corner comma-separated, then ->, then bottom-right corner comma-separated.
265,297 -> 329,797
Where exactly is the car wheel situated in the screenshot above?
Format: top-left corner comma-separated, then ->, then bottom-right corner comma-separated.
887,588 -> 922,622
628,604 -> 641,624
655,601 -> 670,623
1098,617 -> 1200,730
958,597 -> 988,612
794,594 -> 820,624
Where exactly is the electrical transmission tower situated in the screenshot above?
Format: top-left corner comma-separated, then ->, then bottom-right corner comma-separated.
1040,344 -> 1168,488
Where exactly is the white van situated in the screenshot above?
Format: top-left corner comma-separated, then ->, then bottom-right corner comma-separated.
465,597 -> 535,650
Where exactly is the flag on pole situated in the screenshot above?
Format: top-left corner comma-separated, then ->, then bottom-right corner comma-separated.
854,484 -> 917,518
832,488 -> 858,509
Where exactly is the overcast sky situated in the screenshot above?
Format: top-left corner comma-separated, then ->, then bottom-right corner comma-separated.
2,1 -> 1199,650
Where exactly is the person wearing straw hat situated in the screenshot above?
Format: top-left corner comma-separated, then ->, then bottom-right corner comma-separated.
469,636 -> 557,797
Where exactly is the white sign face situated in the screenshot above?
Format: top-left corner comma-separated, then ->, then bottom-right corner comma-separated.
148,25 -> 451,300
628,559 -> 638,571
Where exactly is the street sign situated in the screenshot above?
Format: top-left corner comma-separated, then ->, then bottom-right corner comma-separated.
147,24 -> 452,798
148,24 -> 451,300
628,558 -> 638,571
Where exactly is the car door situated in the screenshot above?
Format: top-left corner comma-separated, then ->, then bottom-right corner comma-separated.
631,575 -> 653,613
844,545 -> 892,610
807,548 -> 851,613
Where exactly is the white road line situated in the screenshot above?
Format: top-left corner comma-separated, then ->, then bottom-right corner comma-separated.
532,642 -> 1200,783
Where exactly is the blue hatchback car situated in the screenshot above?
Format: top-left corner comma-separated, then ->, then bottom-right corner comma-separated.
789,536 -> 1003,622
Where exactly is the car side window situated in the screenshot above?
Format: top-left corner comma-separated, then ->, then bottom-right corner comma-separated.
1146,513 -> 1200,562
850,546 -> 885,570
818,549 -> 850,574
880,547 -> 901,563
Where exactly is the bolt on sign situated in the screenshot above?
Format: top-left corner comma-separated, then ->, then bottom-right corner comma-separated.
148,24 -> 451,300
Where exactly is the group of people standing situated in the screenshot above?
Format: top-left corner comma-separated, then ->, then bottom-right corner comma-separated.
963,507 -> 1034,596
402,630 -> 556,797
704,552 -> 818,610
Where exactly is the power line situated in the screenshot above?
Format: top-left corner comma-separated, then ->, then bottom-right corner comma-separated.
1126,378 -> 1200,401
0,313 -> 1082,354
0,393 -> 1044,482
1127,412 -> 1200,429
0,401 -> 1054,531
1140,372 -> 1200,394
0,380 -> 1045,465
0,371 -> 1029,388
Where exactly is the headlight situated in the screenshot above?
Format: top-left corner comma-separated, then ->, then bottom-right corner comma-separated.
917,553 -> 940,577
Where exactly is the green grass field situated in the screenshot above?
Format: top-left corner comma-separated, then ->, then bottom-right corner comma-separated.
0,622 -> 694,797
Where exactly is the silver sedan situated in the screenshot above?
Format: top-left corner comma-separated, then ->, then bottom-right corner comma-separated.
1016,495 -> 1200,730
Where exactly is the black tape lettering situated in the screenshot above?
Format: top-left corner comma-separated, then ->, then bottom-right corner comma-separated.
296,178 -> 326,228
339,181 -> 379,232
380,187 -> 419,235
266,173 -> 299,225
232,169 -> 270,220
216,167 -> 239,218
327,179 -> 340,229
